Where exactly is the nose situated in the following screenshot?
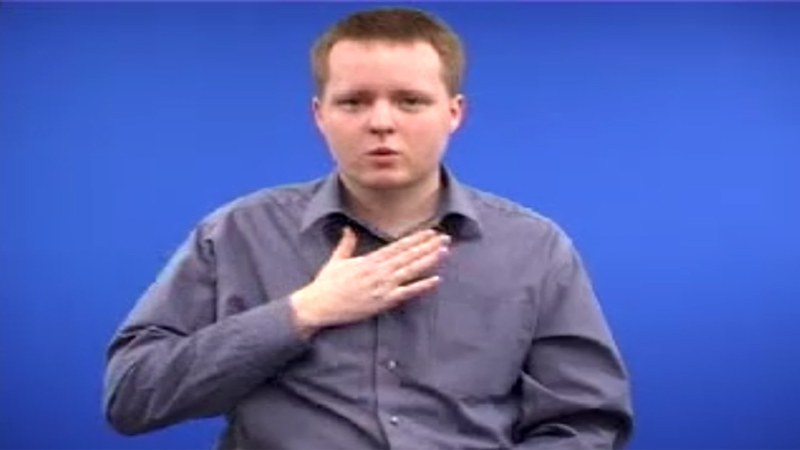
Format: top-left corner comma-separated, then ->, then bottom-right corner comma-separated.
367,100 -> 395,135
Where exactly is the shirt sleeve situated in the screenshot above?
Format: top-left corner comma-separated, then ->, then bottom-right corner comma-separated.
102,223 -> 312,436
513,229 -> 634,450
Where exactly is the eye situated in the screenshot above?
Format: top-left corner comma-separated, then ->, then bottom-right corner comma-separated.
335,97 -> 364,110
398,96 -> 429,111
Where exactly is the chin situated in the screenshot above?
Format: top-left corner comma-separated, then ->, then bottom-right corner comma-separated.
349,171 -> 416,191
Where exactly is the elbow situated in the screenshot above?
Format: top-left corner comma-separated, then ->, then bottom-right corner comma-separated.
103,349 -> 163,436
103,372 -> 165,437
104,395 -> 156,436
103,375 -> 188,437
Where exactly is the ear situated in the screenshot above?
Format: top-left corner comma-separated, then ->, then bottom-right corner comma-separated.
448,94 -> 466,133
312,96 -> 324,129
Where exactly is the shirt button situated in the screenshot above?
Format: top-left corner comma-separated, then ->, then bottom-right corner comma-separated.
389,415 -> 400,425
387,360 -> 398,370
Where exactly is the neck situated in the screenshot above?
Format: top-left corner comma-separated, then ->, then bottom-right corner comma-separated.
341,173 -> 442,238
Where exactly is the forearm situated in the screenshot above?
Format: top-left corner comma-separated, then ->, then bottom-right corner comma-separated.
513,227 -> 633,449
512,338 -> 633,450
513,412 -> 632,450
104,298 -> 310,435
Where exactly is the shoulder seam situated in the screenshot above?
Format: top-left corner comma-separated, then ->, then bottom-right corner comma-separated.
197,179 -> 320,233
466,187 -> 552,226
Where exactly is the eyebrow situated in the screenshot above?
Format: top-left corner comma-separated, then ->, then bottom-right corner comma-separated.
332,88 -> 432,98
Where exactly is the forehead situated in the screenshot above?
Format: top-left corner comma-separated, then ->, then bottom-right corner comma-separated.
325,39 -> 446,94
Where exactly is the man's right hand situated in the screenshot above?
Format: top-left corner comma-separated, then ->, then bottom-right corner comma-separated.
290,226 -> 450,339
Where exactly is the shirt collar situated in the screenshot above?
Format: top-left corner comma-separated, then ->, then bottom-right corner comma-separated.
299,165 -> 483,240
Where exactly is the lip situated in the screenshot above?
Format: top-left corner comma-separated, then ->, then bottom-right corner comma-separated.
366,147 -> 400,156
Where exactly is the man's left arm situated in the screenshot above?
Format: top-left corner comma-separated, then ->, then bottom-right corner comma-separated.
514,231 -> 634,450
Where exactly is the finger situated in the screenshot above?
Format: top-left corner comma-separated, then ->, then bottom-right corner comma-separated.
377,230 -> 447,267
385,275 -> 441,304
370,229 -> 440,263
391,244 -> 448,284
330,226 -> 358,261
385,233 -> 450,274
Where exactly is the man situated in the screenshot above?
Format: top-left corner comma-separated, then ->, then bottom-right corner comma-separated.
103,7 -> 634,449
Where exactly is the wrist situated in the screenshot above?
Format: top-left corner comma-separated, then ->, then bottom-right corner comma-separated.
290,288 -> 322,340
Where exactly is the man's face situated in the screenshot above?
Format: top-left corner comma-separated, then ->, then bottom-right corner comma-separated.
313,39 -> 464,192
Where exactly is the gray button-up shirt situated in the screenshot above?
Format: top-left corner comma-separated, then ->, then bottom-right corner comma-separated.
103,167 -> 633,449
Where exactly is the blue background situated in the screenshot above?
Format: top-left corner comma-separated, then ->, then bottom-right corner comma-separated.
1,2 -> 799,449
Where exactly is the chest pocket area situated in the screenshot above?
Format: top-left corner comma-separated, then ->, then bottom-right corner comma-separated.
412,282 -> 536,400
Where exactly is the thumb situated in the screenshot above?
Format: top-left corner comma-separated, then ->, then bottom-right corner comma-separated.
330,226 -> 357,261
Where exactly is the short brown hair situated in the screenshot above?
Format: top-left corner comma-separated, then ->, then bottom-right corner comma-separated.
310,7 -> 465,97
